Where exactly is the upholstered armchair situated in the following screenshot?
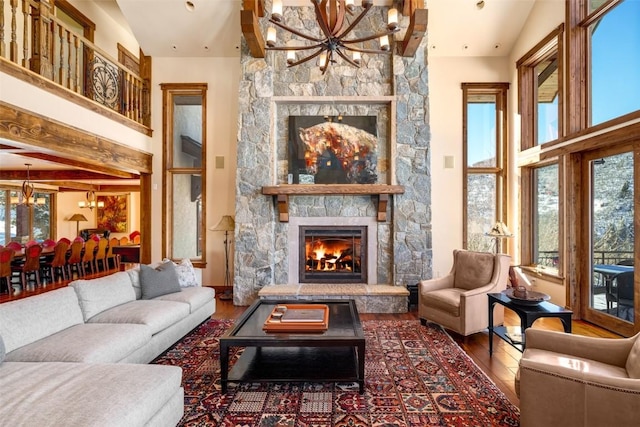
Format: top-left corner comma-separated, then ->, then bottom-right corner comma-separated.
418,249 -> 511,336
517,329 -> 640,427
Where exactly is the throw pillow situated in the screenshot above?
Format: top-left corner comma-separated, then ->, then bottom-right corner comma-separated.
139,261 -> 181,300
163,258 -> 199,287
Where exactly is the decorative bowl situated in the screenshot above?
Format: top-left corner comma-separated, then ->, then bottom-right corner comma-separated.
503,288 -> 551,306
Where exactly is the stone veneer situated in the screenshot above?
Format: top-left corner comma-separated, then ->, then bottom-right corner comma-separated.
233,4 -> 431,311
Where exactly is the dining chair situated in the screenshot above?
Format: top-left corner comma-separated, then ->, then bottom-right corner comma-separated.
94,237 -> 109,272
12,243 -> 43,289
82,238 -> 98,275
43,240 -> 70,283
6,241 -> 22,252
119,236 -> 129,245
42,239 -> 57,248
67,240 -> 85,279
58,237 -> 71,246
107,237 -> 121,271
25,240 -> 39,247
0,247 -> 15,294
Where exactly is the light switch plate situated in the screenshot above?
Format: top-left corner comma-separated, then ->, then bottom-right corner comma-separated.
215,156 -> 225,169
444,155 -> 454,169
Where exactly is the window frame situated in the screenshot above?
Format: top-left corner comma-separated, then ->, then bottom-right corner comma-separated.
161,83 -> 208,267
461,83 -> 510,251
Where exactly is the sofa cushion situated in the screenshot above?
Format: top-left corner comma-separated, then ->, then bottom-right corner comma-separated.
154,286 -> 215,313
5,323 -> 151,363
626,337 -> 640,378
140,261 -> 181,299
69,271 -> 136,321
421,288 -> 463,317
454,250 -> 495,290
0,287 -> 84,354
0,361 -> 183,427
87,300 -> 190,335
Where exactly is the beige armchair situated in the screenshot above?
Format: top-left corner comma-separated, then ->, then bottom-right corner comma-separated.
418,249 -> 511,336
517,329 -> 640,427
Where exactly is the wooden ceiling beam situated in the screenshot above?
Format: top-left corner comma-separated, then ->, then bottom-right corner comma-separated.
401,7 -> 428,57
0,101 -> 152,175
13,152 -> 140,179
0,169 -> 137,180
241,9 -> 266,58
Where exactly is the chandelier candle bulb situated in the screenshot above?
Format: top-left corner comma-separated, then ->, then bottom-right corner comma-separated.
345,0 -> 355,11
379,35 -> 390,51
271,0 -> 283,21
286,50 -> 296,65
352,51 -> 361,64
387,8 -> 398,30
266,27 -> 277,47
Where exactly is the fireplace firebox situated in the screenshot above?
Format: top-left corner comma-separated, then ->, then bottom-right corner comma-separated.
299,226 -> 367,283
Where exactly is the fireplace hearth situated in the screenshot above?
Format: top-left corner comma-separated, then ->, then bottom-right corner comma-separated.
299,226 -> 367,283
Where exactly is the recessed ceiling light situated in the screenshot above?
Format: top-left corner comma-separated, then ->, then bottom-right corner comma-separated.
476,0 -> 485,10
494,43 -> 501,49
204,46 -> 209,51
185,1 -> 195,12
172,45 -> 178,51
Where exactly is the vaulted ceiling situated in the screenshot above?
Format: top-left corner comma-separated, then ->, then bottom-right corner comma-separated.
1,0 -> 536,190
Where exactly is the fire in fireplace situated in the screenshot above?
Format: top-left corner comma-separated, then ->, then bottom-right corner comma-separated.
299,226 -> 367,283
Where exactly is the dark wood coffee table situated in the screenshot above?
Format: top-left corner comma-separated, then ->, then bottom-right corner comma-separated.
220,299 -> 365,393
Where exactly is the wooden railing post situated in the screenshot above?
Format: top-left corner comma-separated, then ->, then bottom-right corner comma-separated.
30,0 -> 53,79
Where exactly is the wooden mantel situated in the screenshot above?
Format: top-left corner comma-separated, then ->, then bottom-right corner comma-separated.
262,184 -> 405,222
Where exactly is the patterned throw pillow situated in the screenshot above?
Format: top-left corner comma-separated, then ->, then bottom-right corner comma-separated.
163,258 -> 199,288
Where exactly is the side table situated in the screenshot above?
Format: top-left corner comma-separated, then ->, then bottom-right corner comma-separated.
488,292 -> 573,355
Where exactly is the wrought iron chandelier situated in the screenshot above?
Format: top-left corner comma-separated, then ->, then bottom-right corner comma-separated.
265,0 -> 400,73
78,190 -> 104,211
10,163 -> 45,206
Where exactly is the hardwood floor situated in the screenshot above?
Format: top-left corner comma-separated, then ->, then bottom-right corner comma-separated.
2,279 -> 619,408
211,296 -> 619,407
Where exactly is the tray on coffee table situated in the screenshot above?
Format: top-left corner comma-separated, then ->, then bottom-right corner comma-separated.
263,303 -> 329,332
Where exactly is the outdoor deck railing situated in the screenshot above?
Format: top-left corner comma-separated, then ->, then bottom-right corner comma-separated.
0,0 -> 149,127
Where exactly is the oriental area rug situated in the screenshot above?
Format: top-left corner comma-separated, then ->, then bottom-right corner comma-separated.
153,319 -> 520,426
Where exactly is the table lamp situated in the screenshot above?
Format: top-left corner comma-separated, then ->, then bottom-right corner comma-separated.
210,215 -> 235,301
68,213 -> 88,237
486,221 -> 513,254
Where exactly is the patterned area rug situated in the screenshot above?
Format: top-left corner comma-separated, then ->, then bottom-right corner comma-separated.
153,319 -> 520,426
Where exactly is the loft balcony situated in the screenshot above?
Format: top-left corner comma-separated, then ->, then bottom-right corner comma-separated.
0,0 -> 151,135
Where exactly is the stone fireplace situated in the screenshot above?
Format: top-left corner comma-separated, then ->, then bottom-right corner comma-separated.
233,4 -> 431,312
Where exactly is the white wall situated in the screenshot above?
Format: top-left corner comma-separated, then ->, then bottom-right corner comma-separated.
150,57 -> 240,286
429,56 -> 510,277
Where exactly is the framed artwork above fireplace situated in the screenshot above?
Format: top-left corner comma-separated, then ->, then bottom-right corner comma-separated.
288,115 -> 378,185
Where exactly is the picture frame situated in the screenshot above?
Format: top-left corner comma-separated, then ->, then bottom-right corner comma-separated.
96,194 -> 129,233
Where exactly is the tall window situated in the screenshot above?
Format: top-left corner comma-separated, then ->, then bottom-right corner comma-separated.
161,84 -> 207,266
517,26 -> 563,149
588,0 -> 640,125
533,164 -> 560,269
462,83 -> 509,252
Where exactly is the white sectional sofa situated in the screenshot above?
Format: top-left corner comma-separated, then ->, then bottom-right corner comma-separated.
0,266 -> 216,427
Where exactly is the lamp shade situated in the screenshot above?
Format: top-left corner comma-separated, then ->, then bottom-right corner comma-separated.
487,221 -> 513,237
211,215 -> 235,232
68,213 -> 88,222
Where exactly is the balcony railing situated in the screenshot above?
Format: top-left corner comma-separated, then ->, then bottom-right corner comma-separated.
0,0 -> 150,127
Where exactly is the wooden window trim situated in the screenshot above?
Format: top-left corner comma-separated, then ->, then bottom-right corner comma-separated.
161,83 -> 208,268
53,0 -> 95,41
461,83 -> 510,250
